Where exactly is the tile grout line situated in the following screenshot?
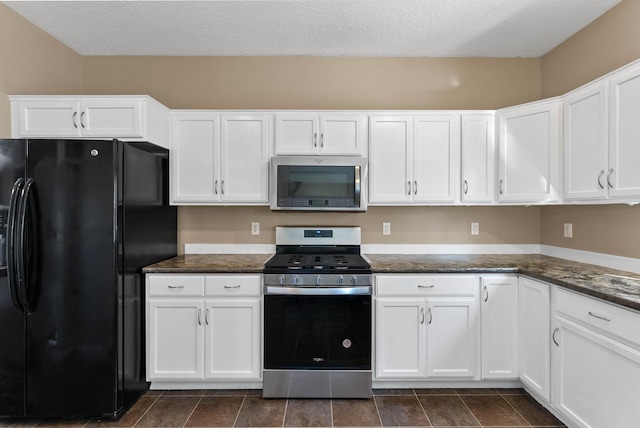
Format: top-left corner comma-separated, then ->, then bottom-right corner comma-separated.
412,389 -> 434,427
281,398 -> 288,428
329,399 -> 334,428
499,394 -> 534,428
231,393 -> 247,428
181,394 -> 204,428
457,393 -> 487,428
370,395 -> 384,427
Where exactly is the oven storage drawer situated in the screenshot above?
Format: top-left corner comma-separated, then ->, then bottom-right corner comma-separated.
148,274 -> 205,297
376,274 -> 478,296
206,275 -> 261,296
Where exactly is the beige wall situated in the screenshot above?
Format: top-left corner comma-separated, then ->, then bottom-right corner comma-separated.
539,0 -> 640,259
0,4 -> 81,137
82,56 -> 540,110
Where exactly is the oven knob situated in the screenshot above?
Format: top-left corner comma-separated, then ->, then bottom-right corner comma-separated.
351,276 -> 358,285
338,275 -> 344,285
316,276 -> 321,285
279,275 -> 285,285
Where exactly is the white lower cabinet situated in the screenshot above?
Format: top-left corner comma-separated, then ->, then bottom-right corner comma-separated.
146,274 -> 261,383
480,275 -> 518,379
375,275 -> 480,380
552,288 -> 640,428
518,277 -> 551,401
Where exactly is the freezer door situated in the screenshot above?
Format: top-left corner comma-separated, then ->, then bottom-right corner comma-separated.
24,140 -> 120,417
0,139 -> 27,416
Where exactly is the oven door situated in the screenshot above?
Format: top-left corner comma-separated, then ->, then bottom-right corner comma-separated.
263,288 -> 371,371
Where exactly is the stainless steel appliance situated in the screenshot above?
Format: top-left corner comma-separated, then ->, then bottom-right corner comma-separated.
269,156 -> 367,211
263,226 -> 372,398
0,139 -> 177,418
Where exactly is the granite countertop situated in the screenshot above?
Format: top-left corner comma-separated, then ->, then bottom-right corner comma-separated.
143,254 -> 272,273
143,253 -> 640,312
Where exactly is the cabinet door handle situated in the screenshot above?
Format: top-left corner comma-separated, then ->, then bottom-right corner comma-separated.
205,308 -> 210,325
597,170 -> 605,189
427,307 -> 433,324
418,285 -> 434,289
197,309 -> 202,325
407,181 -> 411,196
414,181 -> 417,195
72,111 -> 78,128
314,133 -> 318,147
320,133 -> 324,148
214,180 -> 218,195
483,286 -> 489,302
420,307 -> 425,324
80,111 -> 86,128
499,179 -> 504,195
607,168 -> 614,189
463,180 -> 469,195
588,311 -> 611,322
552,327 -> 559,346
221,180 -> 225,195
224,285 -> 241,289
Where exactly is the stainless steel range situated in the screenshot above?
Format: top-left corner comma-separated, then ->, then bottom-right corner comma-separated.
262,226 -> 372,398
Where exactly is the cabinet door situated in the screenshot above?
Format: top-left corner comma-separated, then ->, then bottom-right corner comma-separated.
553,317 -> 640,428
170,112 -> 219,203
147,299 -> 204,380
481,275 -> 518,379
274,113 -> 318,154
609,64 -> 640,199
13,100 -> 81,137
204,299 -> 261,380
375,298 -> 426,378
369,116 -> 413,204
518,277 -> 550,401
426,297 -> 479,379
319,114 -> 367,155
497,100 -> 561,203
564,82 -> 608,200
461,114 -> 495,203
413,114 -> 460,203
219,115 -> 270,203
80,99 -> 143,137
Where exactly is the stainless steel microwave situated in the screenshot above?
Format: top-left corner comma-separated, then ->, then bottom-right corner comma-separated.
270,156 -> 368,211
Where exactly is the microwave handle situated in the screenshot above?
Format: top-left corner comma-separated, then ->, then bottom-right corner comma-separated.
354,165 -> 361,206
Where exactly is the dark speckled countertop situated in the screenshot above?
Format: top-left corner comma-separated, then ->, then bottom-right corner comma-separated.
143,253 -> 640,312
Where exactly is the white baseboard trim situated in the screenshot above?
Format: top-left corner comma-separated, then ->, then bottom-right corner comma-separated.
540,245 -> 640,274
185,243 -> 276,254
361,244 -> 541,255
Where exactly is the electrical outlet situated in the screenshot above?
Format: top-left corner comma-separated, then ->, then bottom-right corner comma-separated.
471,222 -> 479,235
382,222 -> 391,235
251,222 -> 260,235
564,223 -> 573,238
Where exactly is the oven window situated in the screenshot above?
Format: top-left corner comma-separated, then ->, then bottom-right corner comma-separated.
264,294 -> 371,370
277,166 -> 355,199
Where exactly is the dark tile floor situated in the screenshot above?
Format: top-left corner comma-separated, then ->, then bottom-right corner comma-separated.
0,388 -> 566,428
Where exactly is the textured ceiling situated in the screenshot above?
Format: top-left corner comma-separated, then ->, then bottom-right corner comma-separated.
3,0 -> 623,57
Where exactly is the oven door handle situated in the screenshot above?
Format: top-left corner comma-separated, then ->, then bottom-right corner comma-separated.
265,286 -> 371,296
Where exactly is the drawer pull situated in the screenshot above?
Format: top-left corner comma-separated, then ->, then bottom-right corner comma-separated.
167,285 -> 185,289
418,285 -> 435,289
224,285 -> 242,289
588,311 -> 611,322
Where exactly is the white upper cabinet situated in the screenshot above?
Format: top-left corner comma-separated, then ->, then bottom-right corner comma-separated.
564,60 -> 640,203
461,113 -> 495,204
10,95 -> 170,148
171,111 -> 270,205
497,99 -> 562,203
274,113 -> 367,155
369,114 -> 459,205
564,82 -> 609,200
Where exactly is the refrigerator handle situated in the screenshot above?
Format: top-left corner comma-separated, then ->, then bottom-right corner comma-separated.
7,178 -> 25,313
16,178 -> 35,314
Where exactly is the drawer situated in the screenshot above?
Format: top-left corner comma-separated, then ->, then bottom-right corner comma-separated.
205,275 -> 261,296
556,288 -> 640,347
376,274 -> 478,296
147,275 -> 204,297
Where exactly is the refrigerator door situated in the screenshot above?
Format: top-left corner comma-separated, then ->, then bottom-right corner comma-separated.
0,139 -> 27,416
25,140 -> 120,417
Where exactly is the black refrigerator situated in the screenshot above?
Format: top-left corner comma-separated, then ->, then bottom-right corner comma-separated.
0,139 -> 177,418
